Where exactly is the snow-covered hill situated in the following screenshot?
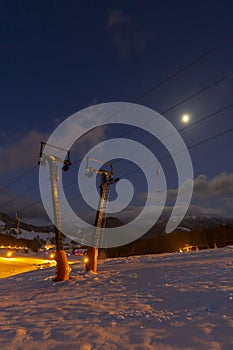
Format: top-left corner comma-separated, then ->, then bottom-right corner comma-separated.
0,212 -> 73,250
1,247 -> 233,349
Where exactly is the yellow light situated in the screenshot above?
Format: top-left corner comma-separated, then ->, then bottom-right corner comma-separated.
181,114 -> 190,123
49,253 -> 55,259
6,251 -> 13,258
84,257 -> 89,263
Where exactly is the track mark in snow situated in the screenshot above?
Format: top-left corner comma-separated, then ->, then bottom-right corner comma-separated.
9,328 -> 27,349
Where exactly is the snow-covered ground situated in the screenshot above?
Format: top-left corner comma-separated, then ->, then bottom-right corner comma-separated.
1,247 -> 233,350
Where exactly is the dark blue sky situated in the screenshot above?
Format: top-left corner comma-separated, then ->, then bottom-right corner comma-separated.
0,0 -> 233,222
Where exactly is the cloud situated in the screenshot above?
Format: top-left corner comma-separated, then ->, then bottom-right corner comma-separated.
107,9 -> 130,28
165,172 -> 233,201
168,172 -> 233,218
193,172 -> 233,199
0,121 -> 107,175
0,121 -> 107,221
0,130 -> 50,175
137,172 -> 233,219
107,9 -> 150,57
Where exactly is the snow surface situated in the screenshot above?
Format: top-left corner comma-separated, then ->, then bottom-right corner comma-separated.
176,227 -> 191,232
0,219 -> 6,228
1,248 -> 233,349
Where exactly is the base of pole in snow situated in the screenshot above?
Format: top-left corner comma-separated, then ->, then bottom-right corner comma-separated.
85,247 -> 98,273
54,250 -> 71,282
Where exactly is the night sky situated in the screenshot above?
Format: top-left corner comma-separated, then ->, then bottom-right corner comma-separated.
0,0 -> 233,224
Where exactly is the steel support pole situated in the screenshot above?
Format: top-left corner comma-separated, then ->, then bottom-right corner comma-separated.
85,176 -> 108,273
49,156 -> 70,281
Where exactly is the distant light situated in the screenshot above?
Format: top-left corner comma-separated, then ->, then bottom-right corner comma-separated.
181,114 -> 190,124
49,252 -> 55,259
7,251 -> 13,257
84,257 -> 89,263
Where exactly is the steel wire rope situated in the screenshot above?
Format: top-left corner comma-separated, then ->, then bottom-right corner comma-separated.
2,37 -> 233,213
1,34 -> 232,196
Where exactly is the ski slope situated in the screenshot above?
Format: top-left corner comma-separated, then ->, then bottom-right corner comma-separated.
1,247 -> 233,349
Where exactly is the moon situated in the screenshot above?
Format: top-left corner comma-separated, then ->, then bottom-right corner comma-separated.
181,114 -> 190,124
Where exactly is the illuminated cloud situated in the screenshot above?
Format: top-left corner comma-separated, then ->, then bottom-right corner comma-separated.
137,172 -> 233,219
193,172 -> 233,198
